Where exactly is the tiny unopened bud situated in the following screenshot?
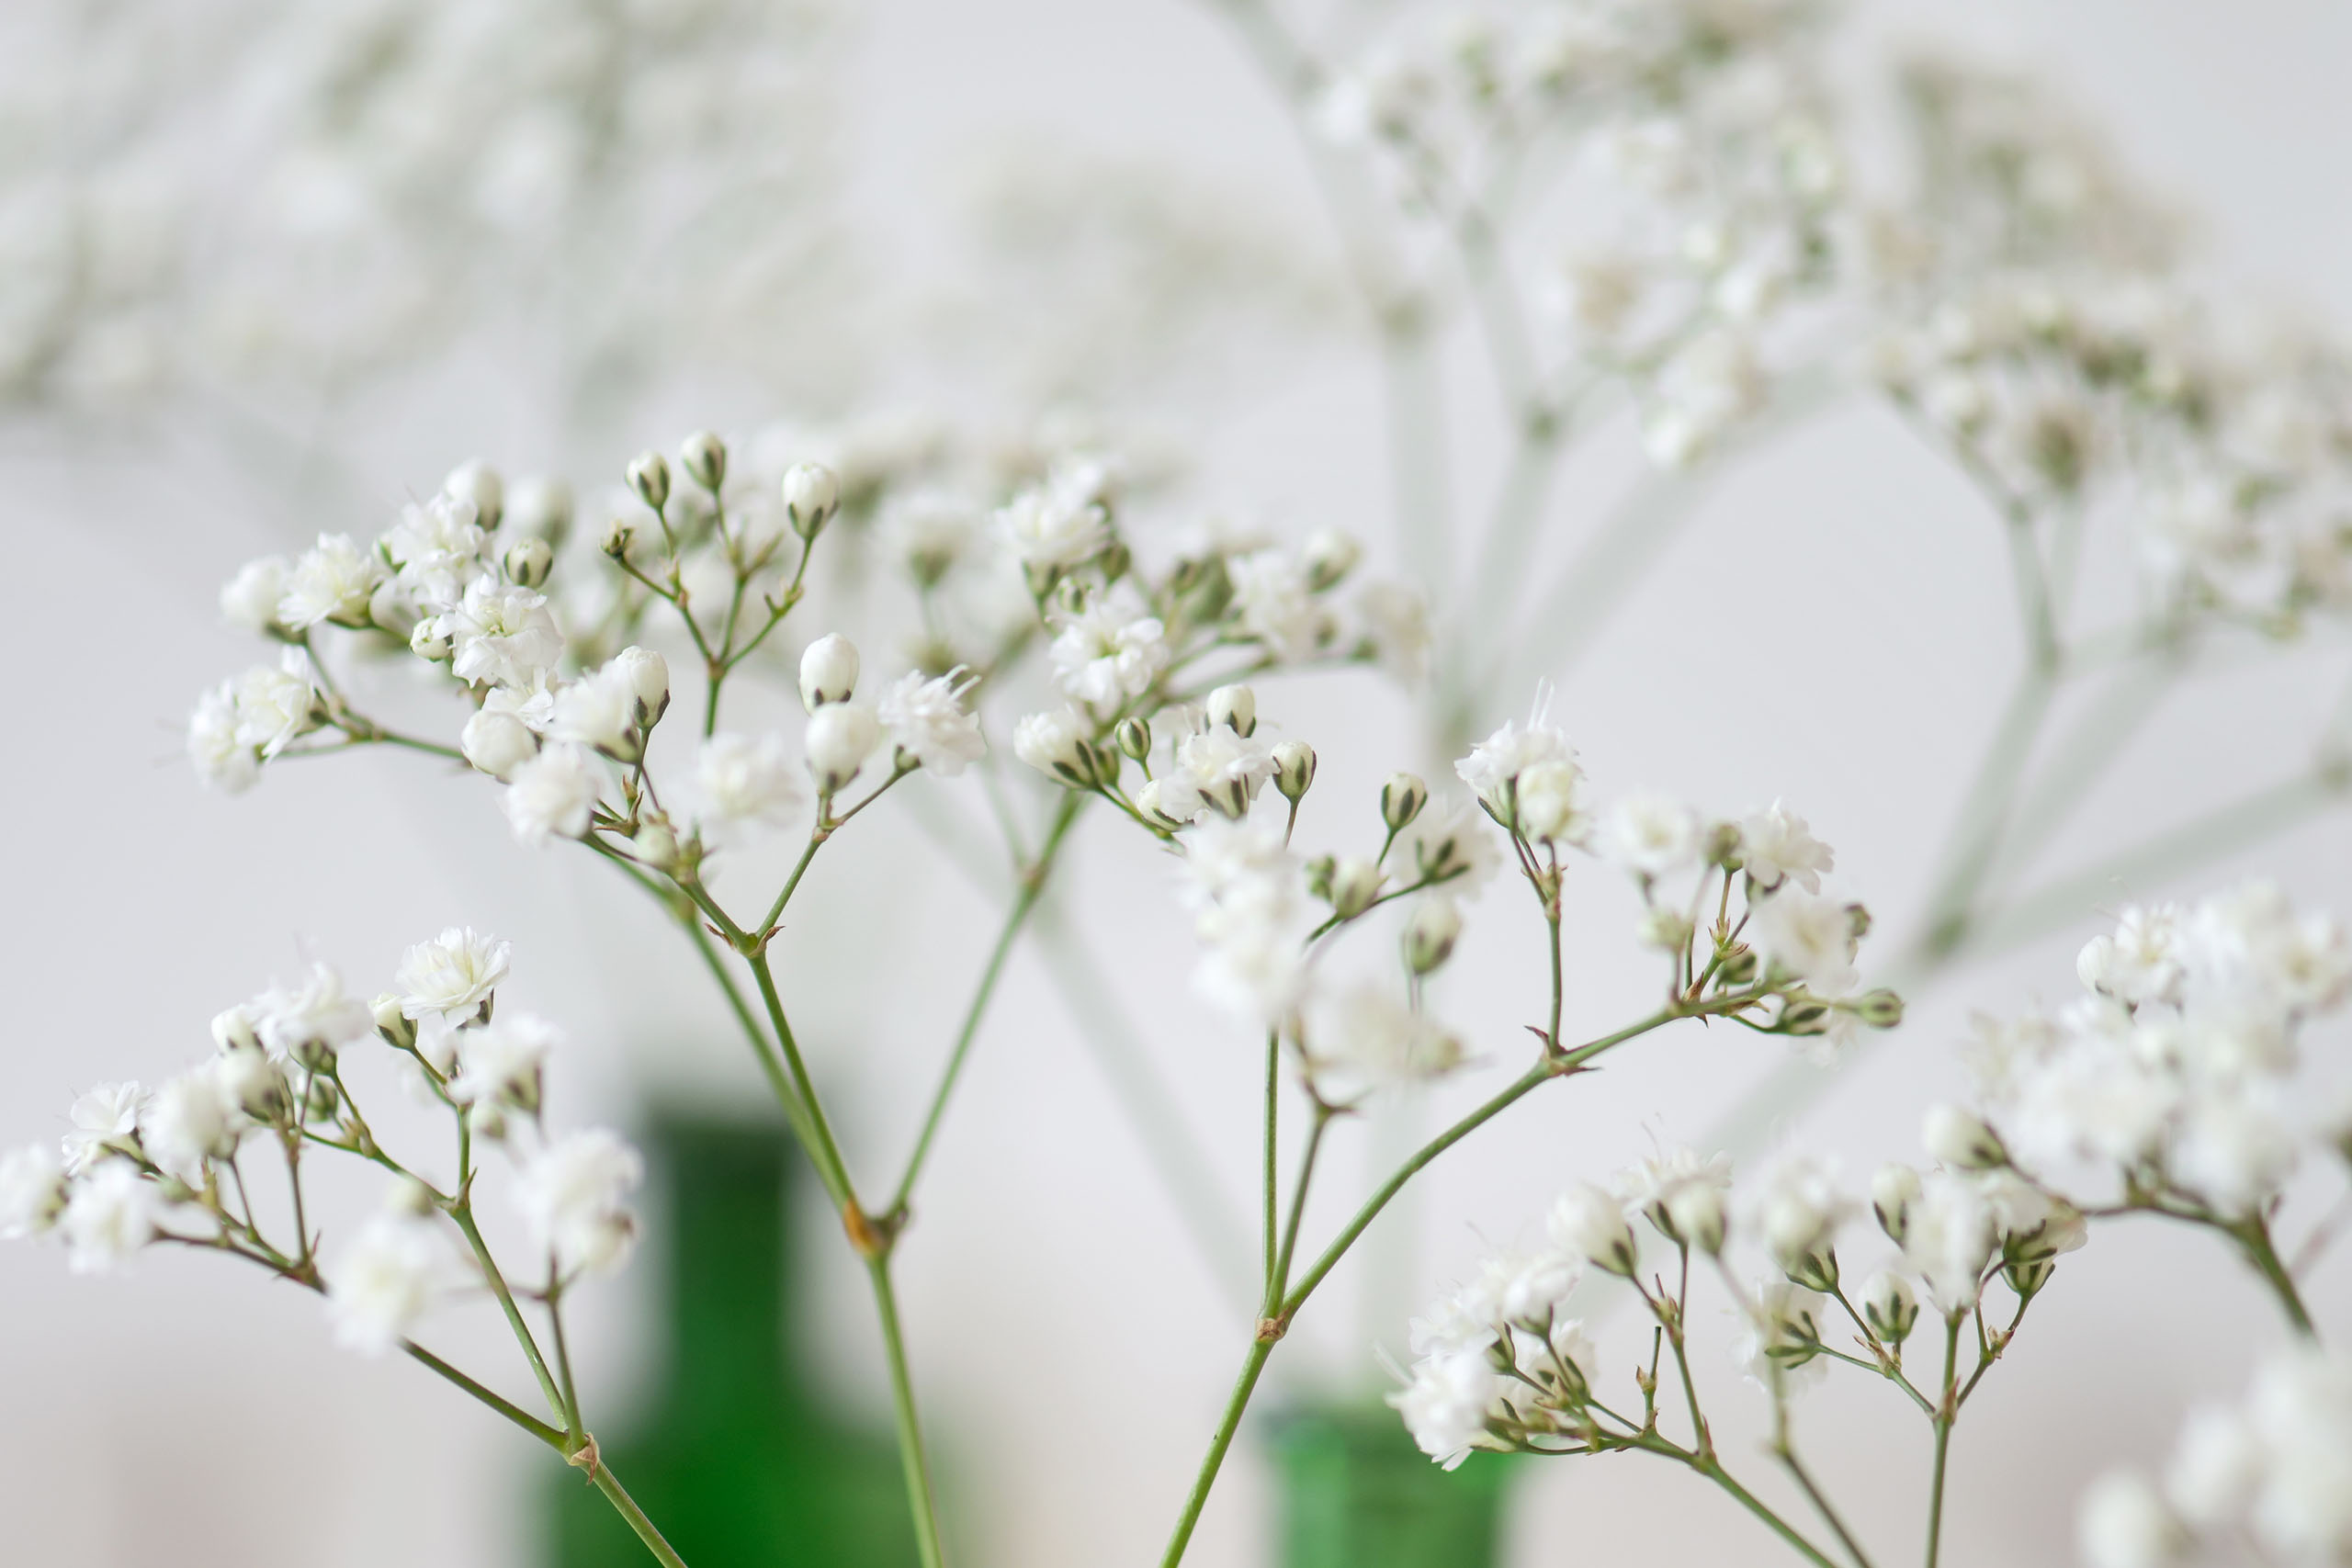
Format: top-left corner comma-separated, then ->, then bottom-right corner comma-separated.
628,451 -> 672,512
806,703 -> 879,794
1403,897 -> 1462,976
219,1043 -> 288,1122
1787,1246 -> 1840,1294
371,993 -> 417,1051
629,818 -> 680,870
1860,1270 -> 1918,1345
799,633 -> 861,713
1114,716 -> 1154,764
1206,683 -> 1257,738
303,1074 -> 341,1121
503,536 -> 553,588
616,646 -> 670,728
784,462 -> 841,539
210,1006 -> 261,1054
410,615 -> 454,663
1717,946 -> 1759,987
600,516 -> 639,558
446,460 -> 503,531
1514,761 -> 1580,842
389,1178 -> 439,1218
1273,740 -> 1317,803
1135,779 -> 1187,829
1664,1181 -> 1728,1255
1853,988 -> 1905,1028
1781,998 -> 1831,1035
1846,903 -> 1872,942
2003,1256 -> 2056,1299
1097,540 -> 1132,582
1703,820 -> 1744,868
1330,857 -> 1385,919
680,431 -> 728,492
1923,1104 -> 2007,1170
1085,739 -> 1123,790
1872,1163 -> 1921,1247
1302,528 -> 1362,591
1380,772 -> 1428,832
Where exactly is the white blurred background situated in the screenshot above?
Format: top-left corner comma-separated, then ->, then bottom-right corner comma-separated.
4,0 -> 2350,1563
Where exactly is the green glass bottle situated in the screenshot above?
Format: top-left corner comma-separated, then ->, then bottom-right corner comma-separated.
548,1113 -> 920,1567
1273,1404 -> 1518,1568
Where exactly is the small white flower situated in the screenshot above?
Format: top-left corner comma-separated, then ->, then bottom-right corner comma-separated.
257,963 -> 375,1068
1389,1348 -> 1504,1471
1299,978 -> 1464,1094
461,709 -> 539,782
278,533 -> 386,630
1596,793 -> 1701,876
231,649 -> 322,757
448,1014 -> 557,1112
1753,887 -> 1861,997
1455,689 -> 1577,820
695,732 -> 805,838
61,1081 -> 146,1175
1048,584 -> 1170,708
548,663 -> 640,758
325,1209 -> 448,1356
1732,1280 -> 1829,1392
798,633 -> 861,712
1549,1184 -> 1637,1275
0,1145 -> 68,1237
503,743 -> 605,845
1738,800 -> 1834,893
219,555 -> 290,632
446,576 -> 565,689
1156,727 -> 1278,822
2077,903 -> 2186,1007
187,682 -> 260,794
382,493 -> 486,610
60,1161 -> 159,1274
395,927 -> 512,1022
995,466 -> 1111,570
1397,795 -> 1500,894
513,1128 -> 643,1277
1903,1170 -> 1995,1313
1742,1155 -> 1851,1280
876,669 -> 987,776
141,1064 -> 243,1181
1227,548 -> 1329,661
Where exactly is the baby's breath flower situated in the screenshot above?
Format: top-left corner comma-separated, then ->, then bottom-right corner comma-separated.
1737,800 -> 1835,893
448,1014 -> 556,1113
513,1128 -> 643,1278
503,743 -> 605,845
0,1145 -> 67,1238
805,702 -> 882,794
325,1208 -> 448,1357
395,927 -> 512,1022
60,1161 -> 160,1275
877,668 -> 987,776
1048,583 -> 1170,709
695,732 -> 805,839
278,533 -> 386,630
61,1082 -> 145,1176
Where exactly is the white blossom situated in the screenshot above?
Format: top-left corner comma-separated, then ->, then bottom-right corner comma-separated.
257,963 -> 374,1067
876,669 -> 988,776
461,708 -> 539,782
1596,793 -> 1702,876
805,702 -> 882,793
1549,1184 -> 1637,1275
513,1128 -> 643,1277
503,743 -> 604,845
445,577 -> 564,689
1048,584 -> 1170,708
1227,548 -> 1329,660
395,927 -> 511,1022
1738,801 -> 1835,893
448,1014 -> 557,1112
1013,705 -> 1093,786
1753,887 -> 1861,996
1156,726 -> 1278,822
1299,978 -> 1464,1094
219,555 -> 290,632
61,1081 -> 145,1175
141,1064 -> 243,1181
325,1209 -> 447,1356
1455,690 -> 1577,821
0,1145 -> 67,1238
187,683 -> 260,794
278,534 -> 385,630
995,465 -> 1111,570
60,1161 -> 159,1275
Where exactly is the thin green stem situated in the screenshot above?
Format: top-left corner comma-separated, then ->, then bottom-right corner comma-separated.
1691,1452 -> 1844,1568
2235,1213 -> 2318,1338
1157,1337 -> 1276,1568
1268,1109 -> 1331,1317
451,1206 -> 570,1426
589,1464 -> 693,1568
401,1342 -> 567,1450
1926,1313 -> 1962,1568
888,795 -> 1085,1216
743,950 -> 856,1211
866,1257 -> 948,1568
548,1291 -> 587,1439
1261,1032 -> 1280,1292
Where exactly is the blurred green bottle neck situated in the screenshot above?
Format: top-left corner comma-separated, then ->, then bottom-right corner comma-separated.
656,1119 -> 802,1427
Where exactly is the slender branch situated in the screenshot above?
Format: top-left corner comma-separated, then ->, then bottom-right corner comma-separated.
1262,1032 -> 1280,1293
742,949 -> 856,1212
1268,1108 -> 1332,1316
866,1257 -> 948,1568
402,1342 -> 566,1450
450,1206 -> 570,1426
1156,1337 -> 1276,1568
589,1464 -> 693,1568
1925,1313 -> 1962,1568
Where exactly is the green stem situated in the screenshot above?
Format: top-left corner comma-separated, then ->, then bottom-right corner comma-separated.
866,1257 -> 948,1568
2235,1214 -> 2319,1338
451,1206 -> 570,1426
743,950 -> 856,1211
1156,1337 -> 1276,1568
1691,1453 -> 1844,1568
1268,1109 -> 1331,1315
590,1464 -> 694,1568
402,1342 -> 567,1449
1261,1032 -> 1280,1293
888,795 -> 1084,1216
1926,1314 -> 1961,1568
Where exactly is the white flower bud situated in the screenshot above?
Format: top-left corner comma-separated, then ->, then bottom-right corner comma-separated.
1381,772 -> 1429,832
614,646 -> 670,728
210,1005 -> 262,1053
627,451 -> 671,512
1014,707 -> 1095,788
806,703 -> 880,794
1302,528 -> 1362,591
1330,857 -> 1385,919
1114,716 -> 1154,764
1923,1104 -> 2007,1170
1859,1270 -> 1917,1345
461,709 -> 539,783
1273,740 -> 1317,803
1871,1163 -> 1921,1246
1663,1180 -> 1728,1255
1636,907 -> 1693,952
680,431 -> 728,492
220,556 -> 290,633
628,818 -> 680,871
799,634 -> 861,713
2077,1471 -> 2186,1568
600,516 -> 640,558
444,460 -> 503,531
1206,683 -> 1257,738
1403,897 -> 1462,976
503,536 -> 552,588
410,615 -> 454,663
371,992 -> 417,1050
1549,1183 -> 1637,1276
784,462 -> 841,538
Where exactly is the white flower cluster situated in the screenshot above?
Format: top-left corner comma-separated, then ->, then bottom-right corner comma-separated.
2081,1349 -> 2352,1568
0,930 -> 641,1360
1959,884 -> 2352,1220
1316,0 -> 1842,466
